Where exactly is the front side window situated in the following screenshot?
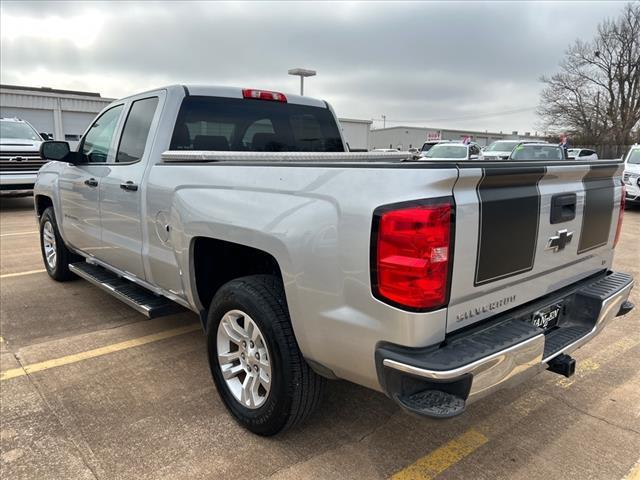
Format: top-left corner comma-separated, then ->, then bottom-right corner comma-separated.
116,97 -> 159,163
170,96 -> 344,152
0,121 -> 41,141
81,105 -> 124,163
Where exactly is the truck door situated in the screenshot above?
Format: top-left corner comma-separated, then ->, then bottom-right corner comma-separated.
58,104 -> 124,254
98,95 -> 161,279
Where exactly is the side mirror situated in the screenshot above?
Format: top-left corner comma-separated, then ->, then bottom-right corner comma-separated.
40,141 -> 83,164
469,154 -> 479,160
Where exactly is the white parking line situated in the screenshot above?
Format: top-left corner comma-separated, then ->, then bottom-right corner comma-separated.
0,231 -> 38,237
0,269 -> 46,279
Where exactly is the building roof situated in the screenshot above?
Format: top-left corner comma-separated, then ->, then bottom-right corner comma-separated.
0,84 -> 103,98
370,125 -> 546,140
339,118 -> 373,125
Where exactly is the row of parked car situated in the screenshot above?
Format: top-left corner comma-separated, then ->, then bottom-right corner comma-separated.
416,139 -> 599,162
371,140 -> 639,206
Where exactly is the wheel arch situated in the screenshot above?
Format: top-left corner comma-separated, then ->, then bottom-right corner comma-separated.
34,194 -> 53,219
190,236 -> 288,327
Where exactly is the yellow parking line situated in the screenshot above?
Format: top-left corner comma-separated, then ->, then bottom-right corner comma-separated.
0,324 -> 200,381
0,231 -> 38,237
0,269 -> 46,279
624,460 -> 640,480
391,429 -> 488,480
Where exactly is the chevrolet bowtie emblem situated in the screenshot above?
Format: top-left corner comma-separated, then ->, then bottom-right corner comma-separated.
547,229 -> 573,252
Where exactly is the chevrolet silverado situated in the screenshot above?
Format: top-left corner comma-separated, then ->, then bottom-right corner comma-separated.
34,85 -> 634,435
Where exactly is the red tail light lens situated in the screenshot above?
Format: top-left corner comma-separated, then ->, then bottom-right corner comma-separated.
373,201 -> 453,310
242,89 -> 287,102
614,184 -> 625,247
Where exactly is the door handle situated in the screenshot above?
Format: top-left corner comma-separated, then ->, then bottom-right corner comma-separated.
84,178 -> 98,188
120,181 -> 138,192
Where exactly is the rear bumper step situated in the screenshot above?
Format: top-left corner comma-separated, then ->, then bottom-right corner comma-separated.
69,262 -> 185,319
376,271 -> 634,419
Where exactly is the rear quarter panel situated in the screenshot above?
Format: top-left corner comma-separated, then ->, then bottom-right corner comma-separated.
146,163 -> 458,390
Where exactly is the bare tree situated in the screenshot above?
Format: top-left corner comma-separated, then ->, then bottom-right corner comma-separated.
538,3 -> 640,148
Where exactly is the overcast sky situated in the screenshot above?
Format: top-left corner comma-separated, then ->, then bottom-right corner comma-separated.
0,1 -> 623,133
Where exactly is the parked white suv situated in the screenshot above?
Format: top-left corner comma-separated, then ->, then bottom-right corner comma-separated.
623,145 -> 640,206
0,118 -> 47,196
568,148 -> 598,161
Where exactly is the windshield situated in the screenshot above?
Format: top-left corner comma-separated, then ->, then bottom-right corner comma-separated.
170,96 -> 344,152
511,145 -> 564,161
0,121 -> 40,141
627,149 -> 640,164
424,144 -> 467,159
485,140 -> 519,152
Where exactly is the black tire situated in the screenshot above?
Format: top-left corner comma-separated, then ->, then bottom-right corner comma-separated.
206,274 -> 325,436
39,207 -> 81,281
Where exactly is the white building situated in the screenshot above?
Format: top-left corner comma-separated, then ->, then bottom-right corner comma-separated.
0,84 -> 113,148
370,126 -> 546,150
338,118 -> 373,151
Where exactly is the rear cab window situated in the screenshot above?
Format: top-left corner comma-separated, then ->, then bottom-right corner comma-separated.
170,96 -> 344,152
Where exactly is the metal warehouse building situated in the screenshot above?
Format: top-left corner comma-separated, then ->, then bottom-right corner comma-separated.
0,84 -> 113,147
370,126 -> 546,150
338,118 -> 372,151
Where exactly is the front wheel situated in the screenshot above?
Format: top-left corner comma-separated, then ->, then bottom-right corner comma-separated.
206,274 -> 325,435
39,207 -> 81,281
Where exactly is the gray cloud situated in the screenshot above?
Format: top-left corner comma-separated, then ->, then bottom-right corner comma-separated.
0,0 -> 620,132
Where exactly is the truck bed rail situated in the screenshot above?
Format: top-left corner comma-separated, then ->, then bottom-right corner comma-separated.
161,150 -> 411,163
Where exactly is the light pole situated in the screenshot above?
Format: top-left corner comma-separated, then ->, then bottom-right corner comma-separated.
288,68 -> 316,95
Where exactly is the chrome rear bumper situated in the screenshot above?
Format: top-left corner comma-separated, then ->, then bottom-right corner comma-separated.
376,271 -> 634,416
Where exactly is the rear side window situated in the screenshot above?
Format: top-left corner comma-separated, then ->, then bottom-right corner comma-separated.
116,97 -> 159,163
170,96 -> 344,152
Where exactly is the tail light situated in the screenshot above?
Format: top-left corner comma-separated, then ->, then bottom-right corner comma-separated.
371,199 -> 454,310
614,184 -> 625,247
242,89 -> 287,102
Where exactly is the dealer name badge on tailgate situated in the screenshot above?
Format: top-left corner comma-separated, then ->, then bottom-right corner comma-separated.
530,303 -> 562,330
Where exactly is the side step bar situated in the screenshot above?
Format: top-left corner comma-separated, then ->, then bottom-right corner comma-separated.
69,262 -> 184,319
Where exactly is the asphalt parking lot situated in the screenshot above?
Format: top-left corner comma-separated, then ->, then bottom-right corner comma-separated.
1,196 -> 639,480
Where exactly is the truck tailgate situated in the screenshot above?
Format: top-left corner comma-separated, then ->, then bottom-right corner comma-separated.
448,162 -> 624,332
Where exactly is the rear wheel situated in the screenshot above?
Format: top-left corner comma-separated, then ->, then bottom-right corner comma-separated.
39,207 -> 81,281
206,274 -> 325,435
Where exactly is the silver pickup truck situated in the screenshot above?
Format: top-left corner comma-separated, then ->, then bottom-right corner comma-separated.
34,85 -> 634,435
